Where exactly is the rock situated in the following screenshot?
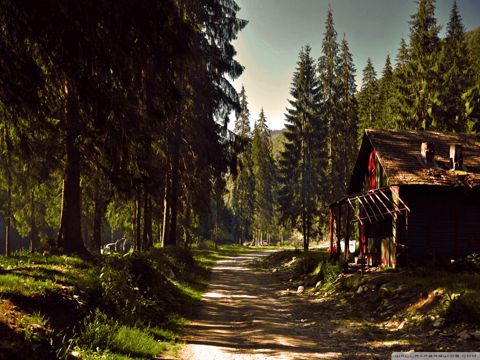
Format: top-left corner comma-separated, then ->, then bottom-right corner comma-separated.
357,286 -> 364,294
457,330 -> 471,341
433,318 -> 445,328
471,330 -> 480,341
315,280 -> 322,289
297,286 -> 305,294
398,320 -> 407,330
378,286 -> 390,298
272,268 -> 278,273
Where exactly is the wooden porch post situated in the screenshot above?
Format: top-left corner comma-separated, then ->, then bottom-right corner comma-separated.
345,205 -> 350,259
336,205 -> 342,261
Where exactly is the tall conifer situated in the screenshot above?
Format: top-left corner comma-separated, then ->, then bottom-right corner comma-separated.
406,0 -> 441,130
437,0 -> 475,132
279,46 -> 325,250
357,58 -> 379,141
231,86 -> 255,244
251,109 -> 275,245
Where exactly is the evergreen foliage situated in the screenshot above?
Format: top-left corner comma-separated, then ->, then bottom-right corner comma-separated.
437,0 -> 475,132
0,0 -> 246,255
231,86 -> 255,244
279,46 -> 326,250
357,58 -> 379,141
251,109 -> 276,245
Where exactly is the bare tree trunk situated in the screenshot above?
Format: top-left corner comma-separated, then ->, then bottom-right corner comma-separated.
29,189 -> 39,253
92,191 -> 103,253
135,192 -> 142,251
161,174 -> 170,246
57,83 -> 87,255
5,126 -> 12,256
142,192 -> 152,249
131,200 -> 137,250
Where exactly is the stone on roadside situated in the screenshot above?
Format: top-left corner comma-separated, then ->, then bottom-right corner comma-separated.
433,318 -> 445,328
315,280 -> 322,289
471,330 -> 480,341
297,286 -> 305,294
457,330 -> 471,341
378,286 -> 390,298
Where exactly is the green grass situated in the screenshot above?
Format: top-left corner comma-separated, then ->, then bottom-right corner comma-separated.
110,326 -> 168,357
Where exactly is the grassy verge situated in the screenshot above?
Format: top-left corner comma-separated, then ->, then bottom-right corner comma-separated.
260,249 -> 480,350
0,244 -> 231,359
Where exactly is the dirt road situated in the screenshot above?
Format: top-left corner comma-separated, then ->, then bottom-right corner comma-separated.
179,251 -> 406,359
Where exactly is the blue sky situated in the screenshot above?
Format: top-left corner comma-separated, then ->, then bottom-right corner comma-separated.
230,0 -> 480,131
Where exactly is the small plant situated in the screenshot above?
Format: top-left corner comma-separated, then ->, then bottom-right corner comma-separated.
20,311 -> 49,342
444,291 -> 480,324
74,309 -> 119,351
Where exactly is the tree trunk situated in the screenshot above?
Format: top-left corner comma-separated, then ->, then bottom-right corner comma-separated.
5,127 -> 12,256
142,191 -> 152,249
161,174 -> 171,246
29,189 -> 39,253
184,202 -> 191,247
135,192 -> 142,251
57,83 -> 87,255
166,119 -> 181,246
92,192 -> 103,253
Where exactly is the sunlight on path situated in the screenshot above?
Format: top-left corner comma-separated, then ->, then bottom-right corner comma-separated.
179,251 -> 344,360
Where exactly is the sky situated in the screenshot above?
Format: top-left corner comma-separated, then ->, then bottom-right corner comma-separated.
229,0 -> 480,131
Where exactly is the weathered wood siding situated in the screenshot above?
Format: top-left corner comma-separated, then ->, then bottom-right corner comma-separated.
398,185 -> 480,263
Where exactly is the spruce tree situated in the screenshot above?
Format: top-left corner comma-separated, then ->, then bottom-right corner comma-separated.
378,55 -> 395,129
337,35 -> 358,194
437,0 -> 475,132
392,36 -> 413,129
279,46 -> 325,250
318,5 -> 341,205
251,109 -> 275,245
231,86 -> 255,244
357,58 -> 379,141
406,0 -> 441,130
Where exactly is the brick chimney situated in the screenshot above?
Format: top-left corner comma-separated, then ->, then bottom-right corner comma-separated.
450,144 -> 463,170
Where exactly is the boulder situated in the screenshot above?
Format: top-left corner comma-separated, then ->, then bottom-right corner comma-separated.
378,286 -> 390,298
297,286 -> 305,294
457,330 -> 471,341
433,318 -> 445,328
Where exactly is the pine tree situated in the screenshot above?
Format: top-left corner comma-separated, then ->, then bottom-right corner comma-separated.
231,86 -> 255,244
279,46 -> 325,250
392,36 -> 413,129
357,58 -> 379,140
318,5 -> 341,205
337,35 -> 358,194
437,0 -> 476,132
377,55 -> 395,129
406,0 -> 441,130
251,109 -> 275,245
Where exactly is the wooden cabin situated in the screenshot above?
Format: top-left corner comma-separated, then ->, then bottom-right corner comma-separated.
330,129 -> 480,267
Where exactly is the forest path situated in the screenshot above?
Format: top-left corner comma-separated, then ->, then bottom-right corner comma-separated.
179,250 -> 395,360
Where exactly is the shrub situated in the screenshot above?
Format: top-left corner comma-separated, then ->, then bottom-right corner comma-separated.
444,291 -> 480,324
74,309 -> 119,351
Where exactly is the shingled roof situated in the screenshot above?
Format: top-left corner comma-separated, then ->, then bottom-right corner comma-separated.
348,129 -> 480,194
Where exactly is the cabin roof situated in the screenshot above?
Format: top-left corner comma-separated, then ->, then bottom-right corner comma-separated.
348,129 -> 480,194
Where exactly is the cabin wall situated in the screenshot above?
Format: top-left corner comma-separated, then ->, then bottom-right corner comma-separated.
398,186 -> 480,263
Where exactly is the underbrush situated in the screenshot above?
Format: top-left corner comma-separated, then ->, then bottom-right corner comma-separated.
262,249 -> 480,340
0,245 -> 210,359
